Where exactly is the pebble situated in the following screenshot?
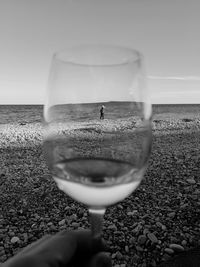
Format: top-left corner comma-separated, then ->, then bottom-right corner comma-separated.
8,209 -> 15,213
0,229 -> 5,234
138,235 -> 147,245
39,222 -> 45,229
0,246 -> 5,257
115,251 -> 123,260
180,203 -> 188,209
10,236 -> 20,244
136,245 -> 144,252
83,212 -> 87,217
181,240 -> 187,246
150,259 -> 157,267
167,212 -> 176,218
170,236 -> 178,243
143,229 -> 150,235
111,253 -> 116,259
132,224 -> 143,234
169,243 -> 185,252
108,224 -> 117,231
58,219 -> 66,226
8,231 -> 15,237
162,253 -> 172,262
186,178 -> 196,184
69,214 -> 77,221
129,237 -> 136,245
156,221 -> 163,228
0,255 -> 7,262
49,224 -> 57,231
164,248 -> 174,254
147,233 -> 158,243
71,222 -> 80,228
59,225 -> 66,230
125,245 -> 129,253
132,254 -> 140,262
22,233 -> 28,242
64,206 -> 71,212
127,210 -> 137,216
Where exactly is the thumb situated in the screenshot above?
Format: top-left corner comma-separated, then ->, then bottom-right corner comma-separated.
87,252 -> 112,267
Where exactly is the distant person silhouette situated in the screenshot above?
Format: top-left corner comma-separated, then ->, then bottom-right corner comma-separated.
100,105 -> 105,120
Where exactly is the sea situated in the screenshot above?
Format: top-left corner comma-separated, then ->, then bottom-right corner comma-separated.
0,104 -> 200,125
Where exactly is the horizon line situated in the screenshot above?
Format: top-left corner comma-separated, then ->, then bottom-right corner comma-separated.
0,102 -> 200,105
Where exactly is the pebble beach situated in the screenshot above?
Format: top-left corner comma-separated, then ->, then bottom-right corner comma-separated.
0,105 -> 200,266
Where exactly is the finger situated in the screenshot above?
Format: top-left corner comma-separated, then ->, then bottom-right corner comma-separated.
56,230 -> 110,266
19,230 -> 96,265
87,252 -> 112,267
15,235 -> 52,255
17,229 -> 110,266
3,233 -> 76,267
58,229 -> 109,254
31,232 -> 77,265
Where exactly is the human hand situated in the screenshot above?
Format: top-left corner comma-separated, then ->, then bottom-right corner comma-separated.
3,229 -> 112,267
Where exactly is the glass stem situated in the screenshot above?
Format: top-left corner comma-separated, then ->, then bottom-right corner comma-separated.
89,208 -> 105,241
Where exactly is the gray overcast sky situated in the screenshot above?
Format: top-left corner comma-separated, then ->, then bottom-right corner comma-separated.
0,0 -> 199,104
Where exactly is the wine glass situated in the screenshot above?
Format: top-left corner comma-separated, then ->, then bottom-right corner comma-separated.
43,45 -> 152,242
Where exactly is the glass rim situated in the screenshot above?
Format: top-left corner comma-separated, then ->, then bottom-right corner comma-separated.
53,44 -> 142,67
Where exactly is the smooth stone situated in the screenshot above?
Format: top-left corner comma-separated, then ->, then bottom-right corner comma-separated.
111,253 -> 116,259
138,235 -> 147,245
143,228 -> 150,235
0,255 -> 7,262
168,212 -> 176,218
161,225 -> 167,231
22,233 -> 28,242
147,233 -> 158,243
71,222 -> 80,228
169,243 -> 185,252
0,247 -> 6,257
186,178 -> 196,184
156,222 -> 163,228
125,245 -> 129,253
164,248 -> 174,254
58,219 -> 66,226
108,224 -> 117,231
181,240 -> 187,246
136,246 -> 144,252
162,254 -> 172,262
129,237 -> 136,244
70,214 -> 77,221
10,236 -> 20,244
115,251 -> 123,260
127,210 -> 137,216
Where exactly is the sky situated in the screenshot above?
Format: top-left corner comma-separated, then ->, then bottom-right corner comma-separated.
0,0 -> 199,104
